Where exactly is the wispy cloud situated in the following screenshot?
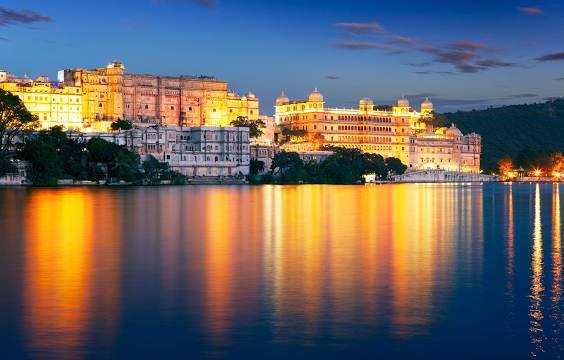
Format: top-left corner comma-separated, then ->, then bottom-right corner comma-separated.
335,22 -> 383,36
333,41 -> 404,54
0,7 -> 52,27
326,75 -> 340,80
448,41 -> 488,51
536,52 -> 564,62
518,6 -> 543,15
556,77 -> 564,81
389,35 -> 415,45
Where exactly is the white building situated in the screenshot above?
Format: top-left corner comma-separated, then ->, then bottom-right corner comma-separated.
73,125 -> 250,178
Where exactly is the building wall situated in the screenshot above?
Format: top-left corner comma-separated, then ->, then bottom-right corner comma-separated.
0,76 -> 83,130
63,61 -> 259,128
275,91 -> 481,173
72,125 -> 251,177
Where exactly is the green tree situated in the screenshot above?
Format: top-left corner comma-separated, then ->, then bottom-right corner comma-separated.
230,116 -> 266,138
19,139 -> 62,185
110,118 -> 133,131
271,151 -> 303,176
142,155 -> 169,184
385,157 -> 407,177
0,159 -> 17,176
250,159 -> 265,175
0,89 -> 40,159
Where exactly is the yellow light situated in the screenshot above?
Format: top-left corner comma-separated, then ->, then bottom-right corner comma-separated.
533,169 -> 542,177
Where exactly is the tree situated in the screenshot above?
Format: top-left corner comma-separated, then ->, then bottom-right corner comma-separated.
271,151 -> 303,176
0,89 -> 40,158
143,155 -> 169,184
0,159 -> 17,177
497,156 -> 514,175
110,118 -> 133,131
230,116 -> 265,138
19,139 -> 63,185
250,159 -> 265,175
385,157 -> 407,177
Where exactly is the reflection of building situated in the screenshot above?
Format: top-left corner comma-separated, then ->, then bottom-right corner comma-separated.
73,125 -> 250,178
275,89 -> 481,172
0,71 -> 83,130
62,61 -> 259,127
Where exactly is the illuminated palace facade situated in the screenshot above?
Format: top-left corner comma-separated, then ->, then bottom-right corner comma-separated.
274,89 -> 481,172
61,61 -> 259,127
0,71 -> 83,130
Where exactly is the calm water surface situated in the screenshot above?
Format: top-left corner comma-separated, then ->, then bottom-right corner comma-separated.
0,184 -> 562,359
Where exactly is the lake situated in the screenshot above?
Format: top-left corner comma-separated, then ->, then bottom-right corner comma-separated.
0,183 -> 562,359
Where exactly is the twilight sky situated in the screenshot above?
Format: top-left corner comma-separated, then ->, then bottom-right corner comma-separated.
1,0 -> 563,114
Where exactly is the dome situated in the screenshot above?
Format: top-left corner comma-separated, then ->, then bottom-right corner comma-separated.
246,91 -> 256,99
275,90 -> 289,106
308,88 -> 324,102
227,90 -> 237,98
446,123 -> 463,137
396,96 -> 409,107
421,97 -> 433,110
359,97 -> 374,106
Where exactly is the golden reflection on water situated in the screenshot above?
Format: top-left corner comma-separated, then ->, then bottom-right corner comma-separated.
551,185 -> 562,345
22,189 -> 121,359
505,185 -> 515,307
261,184 -> 483,342
529,184 -> 545,354
23,190 -> 94,359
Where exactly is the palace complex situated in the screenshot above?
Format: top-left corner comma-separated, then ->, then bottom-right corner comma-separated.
1,61 -> 259,130
274,89 -> 481,172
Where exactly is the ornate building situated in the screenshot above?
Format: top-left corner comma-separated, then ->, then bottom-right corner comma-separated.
0,71 -> 83,130
62,61 -> 259,127
274,89 -> 481,172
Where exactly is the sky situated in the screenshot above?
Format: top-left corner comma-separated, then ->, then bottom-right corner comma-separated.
1,0 -> 563,114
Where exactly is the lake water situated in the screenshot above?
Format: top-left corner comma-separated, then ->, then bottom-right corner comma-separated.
0,184 -> 562,359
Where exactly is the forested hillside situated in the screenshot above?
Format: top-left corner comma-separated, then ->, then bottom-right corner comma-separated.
434,99 -> 564,170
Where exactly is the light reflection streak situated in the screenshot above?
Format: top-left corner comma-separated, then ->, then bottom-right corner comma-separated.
529,184 -> 545,355
505,185 -> 515,309
550,185 -> 562,349
23,190 -> 94,359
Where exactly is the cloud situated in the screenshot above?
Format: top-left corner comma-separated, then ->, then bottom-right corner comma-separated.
448,41 -> 487,51
417,43 -> 516,73
0,7 -> 52,27
556,77 -> 564,81
326,75 -> 339,80
151,0 -> 215,8
389,35 -> 415,45
536,52 -> 564,62
121,19 -> 146,32
518,6 -> 543,15
335,22 -> 383,35
333,41 -> 404,53
475,59 -> 516,68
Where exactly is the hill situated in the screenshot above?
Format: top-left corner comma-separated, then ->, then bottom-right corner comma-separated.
434,99 -> 564,170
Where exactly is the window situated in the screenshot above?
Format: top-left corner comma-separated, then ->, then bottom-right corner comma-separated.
145,105 -> 149,109
170,106 -> 174,110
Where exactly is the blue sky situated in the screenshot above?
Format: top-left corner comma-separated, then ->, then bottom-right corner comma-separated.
1,0 -> 563,114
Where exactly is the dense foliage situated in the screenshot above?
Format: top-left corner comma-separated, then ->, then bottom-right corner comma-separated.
259,147 -> 406,184
435,99 -> 564,171
0,159 -> 17,176
229,116 -> 265,138
0,89 -> 40,158
110,118 -> 133,131
17,127 -> 185,186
